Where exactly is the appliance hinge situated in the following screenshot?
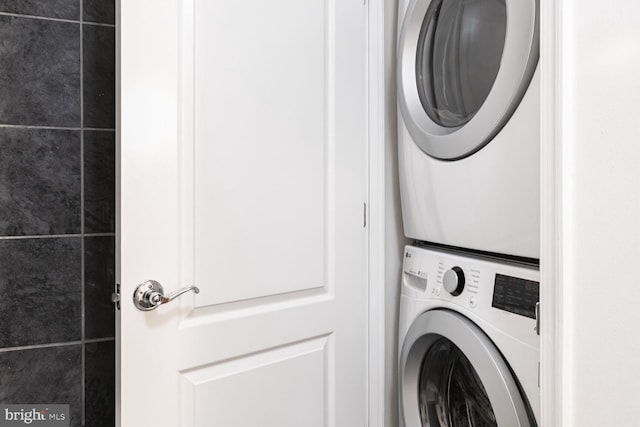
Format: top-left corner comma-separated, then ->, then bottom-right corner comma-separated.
364,202 -> 367,227
111,283 -> 121,310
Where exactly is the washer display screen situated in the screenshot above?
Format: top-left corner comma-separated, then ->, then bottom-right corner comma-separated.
492,274 -> 539,319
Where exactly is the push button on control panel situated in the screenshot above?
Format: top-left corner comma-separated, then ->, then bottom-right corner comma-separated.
469,296 -> 477,309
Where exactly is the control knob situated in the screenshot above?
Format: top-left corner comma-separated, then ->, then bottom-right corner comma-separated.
443,266 -> 465,296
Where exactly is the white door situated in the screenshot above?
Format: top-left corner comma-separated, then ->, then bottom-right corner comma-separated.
117,0 -> 368,426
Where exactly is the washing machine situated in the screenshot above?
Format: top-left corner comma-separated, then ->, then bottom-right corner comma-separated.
397,0 -> 540,259
399,245 -> 539,426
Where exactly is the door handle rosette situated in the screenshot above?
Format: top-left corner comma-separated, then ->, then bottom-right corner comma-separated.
133,280 -> 200,311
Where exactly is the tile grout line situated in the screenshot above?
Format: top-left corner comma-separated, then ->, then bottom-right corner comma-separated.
0,124 -> 115,131
80,1 -> 86,423
0,11 -> 114,27
85,337 -> 116,344
0,233 -> 116,240
82,20 -> 115,28
0,338 -> 115,354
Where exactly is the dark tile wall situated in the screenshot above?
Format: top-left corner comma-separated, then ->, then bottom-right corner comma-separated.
0,1 -> 80,20
0,346 -> 83,423
83,26 -> 115,130
84,131 -> 115,233
0,129 -> 81,235
0,15 -> 80,126
0,2 -> 115,426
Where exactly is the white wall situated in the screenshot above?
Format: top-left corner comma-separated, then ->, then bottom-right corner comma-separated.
546,0 -> 640,424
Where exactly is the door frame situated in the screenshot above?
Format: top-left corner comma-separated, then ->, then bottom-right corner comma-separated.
115,0 -> 388,425
367,0 -> 390,425
539,0 -> 565,425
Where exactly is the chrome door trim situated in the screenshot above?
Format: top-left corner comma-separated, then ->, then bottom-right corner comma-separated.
397,0 -> 539,160
399,309 -> 532,426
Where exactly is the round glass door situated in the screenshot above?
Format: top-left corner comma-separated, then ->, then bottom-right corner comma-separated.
397,0 -> 538,160
399,310 -> 533,427
419,338 -> 497,426
416,0 -> 507,128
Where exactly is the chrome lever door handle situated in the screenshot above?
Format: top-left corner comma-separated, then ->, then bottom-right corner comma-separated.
133,280 -> 200,311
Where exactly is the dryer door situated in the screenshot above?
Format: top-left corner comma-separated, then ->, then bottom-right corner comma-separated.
399,310 -> 534,427
397,0 -> 538,160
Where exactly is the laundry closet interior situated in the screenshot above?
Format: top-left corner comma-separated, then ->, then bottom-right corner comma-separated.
0,0 -> 639,426
394,0 -> 540,424
382,0 -> 640,424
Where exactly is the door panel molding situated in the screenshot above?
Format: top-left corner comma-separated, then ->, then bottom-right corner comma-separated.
179,289 -> 332,328
180,335 -> 332,426
179,0 -> 339,308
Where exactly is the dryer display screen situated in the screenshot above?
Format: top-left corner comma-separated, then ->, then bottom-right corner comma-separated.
492,274 -> 539,319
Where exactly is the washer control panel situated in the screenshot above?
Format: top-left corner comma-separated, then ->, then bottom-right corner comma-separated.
402,245 -> 539,320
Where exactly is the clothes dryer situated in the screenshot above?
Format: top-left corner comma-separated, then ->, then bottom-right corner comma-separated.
399,245 -> 539,426
397,0 -> 540,259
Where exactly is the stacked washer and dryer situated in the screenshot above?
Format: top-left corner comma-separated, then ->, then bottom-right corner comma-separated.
396,0 -> 540,425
